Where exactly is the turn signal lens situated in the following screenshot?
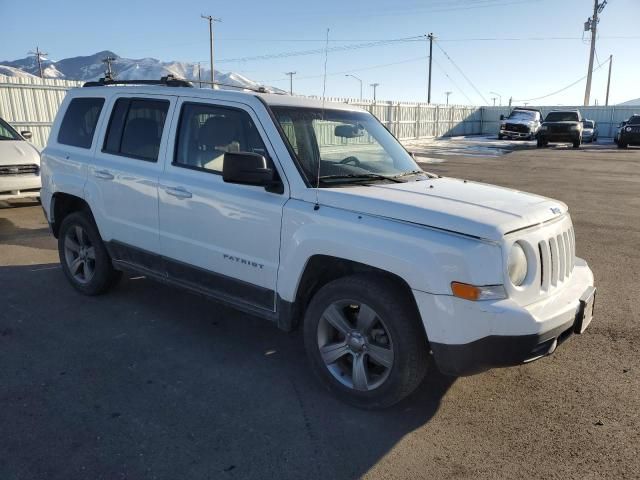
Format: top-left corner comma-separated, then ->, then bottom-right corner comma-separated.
451,282 -> 507,301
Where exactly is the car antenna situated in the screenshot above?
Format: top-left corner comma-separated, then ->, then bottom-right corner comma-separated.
314,28 -> 330,212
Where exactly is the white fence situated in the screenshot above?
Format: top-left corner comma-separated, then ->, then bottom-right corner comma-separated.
0,76 -> 483,148
1,75 -> 637,149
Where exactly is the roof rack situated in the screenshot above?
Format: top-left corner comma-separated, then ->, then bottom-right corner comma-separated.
83,75 -> 193,88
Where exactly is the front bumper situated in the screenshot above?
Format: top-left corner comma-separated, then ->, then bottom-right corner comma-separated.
0,175 -> 41,200
620,132 -> 640,145
500,129 -> 533,139
539,131 -> 580,143
413,258 -> 594,376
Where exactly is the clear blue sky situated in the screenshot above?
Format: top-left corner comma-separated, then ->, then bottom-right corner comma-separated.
2,0 -> 638,105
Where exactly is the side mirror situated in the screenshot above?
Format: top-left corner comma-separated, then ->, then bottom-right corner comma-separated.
222,151 -> 276,188
499,114 -> 504,120
21,130 -> 32,140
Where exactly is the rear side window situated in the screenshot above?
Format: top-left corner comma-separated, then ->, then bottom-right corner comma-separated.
103,98 -> 169,162
58,97 -> 105,148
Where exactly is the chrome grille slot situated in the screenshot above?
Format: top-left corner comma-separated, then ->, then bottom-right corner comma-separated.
549,237 -> 559,286
0,164 -> 39,176
538,241 -> 551,291
557,234 -> 565,282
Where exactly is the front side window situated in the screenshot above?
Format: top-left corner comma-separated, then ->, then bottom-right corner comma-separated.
58,97 -> 105,148
103,98 -> 169,162
272,107 -> 423,186
0,118 -> 21,141
174,103 -> 267,173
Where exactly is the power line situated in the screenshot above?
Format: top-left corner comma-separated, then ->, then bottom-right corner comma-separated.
513,59 -> 609,102
434,41 -> 489,104
431,57 -> 475,105
209,35 -> 423,64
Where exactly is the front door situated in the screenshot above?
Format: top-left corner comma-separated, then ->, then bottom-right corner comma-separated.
158,98 -> 288,311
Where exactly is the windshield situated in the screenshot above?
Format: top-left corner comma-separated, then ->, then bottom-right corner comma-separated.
508,110 -> 538,121
628,115 -> 640,125
271,107 -> 423,186
545,111 -> 579,122
0,118 -> 22,141
582,120 -> 594,128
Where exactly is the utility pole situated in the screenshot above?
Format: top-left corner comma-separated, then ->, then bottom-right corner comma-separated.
345,74 -> 363,101
491,97 -> 496,107
584,0 -> 607,106
445,91 -> 452,106
370,83 -> 380,102
605,54 -> 613,106
102,56 -> 116,80
426,33 -> 434,104
490,91 -> 502,106
201,14 -> 222,88
28,47 -> 47,78
285,71 -> 297,95
197,62 -> 202,88
508,96 -> 513,107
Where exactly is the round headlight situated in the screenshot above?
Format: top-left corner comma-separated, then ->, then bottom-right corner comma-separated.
508,242 -> 528,286
626,126 -> 632,132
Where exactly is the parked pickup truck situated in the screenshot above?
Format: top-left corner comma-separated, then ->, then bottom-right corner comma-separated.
498,108 -> 542,140
40,77 -> 596,408
537,110 -> 583,148
617,114 -> 640,148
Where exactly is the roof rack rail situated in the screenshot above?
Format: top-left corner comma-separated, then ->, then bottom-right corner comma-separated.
187,78 -> 276,94
83,75 -> 193,88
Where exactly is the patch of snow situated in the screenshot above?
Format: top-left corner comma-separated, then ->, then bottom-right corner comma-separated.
0,65 -> 38,78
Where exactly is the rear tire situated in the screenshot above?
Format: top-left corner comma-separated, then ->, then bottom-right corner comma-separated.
536,139 -> 547,148
58,211 -> 121,295
303,274 -> 429,409
572,139 -> 581,149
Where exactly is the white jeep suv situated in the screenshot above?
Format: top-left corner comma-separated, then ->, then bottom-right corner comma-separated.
40,78 -> 595,408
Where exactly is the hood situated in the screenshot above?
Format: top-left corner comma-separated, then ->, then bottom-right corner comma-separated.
0,140 -> 40,166
543,121 -> 580,126
505,117 -> 535,126
311,177 -> 567,241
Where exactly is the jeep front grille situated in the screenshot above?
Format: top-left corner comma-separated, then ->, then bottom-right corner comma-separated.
0,164 -> 39,176
538,227 -> 575,291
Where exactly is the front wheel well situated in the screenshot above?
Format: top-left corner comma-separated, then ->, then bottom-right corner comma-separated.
284,255 -> 424,337
51,193 -> 92,238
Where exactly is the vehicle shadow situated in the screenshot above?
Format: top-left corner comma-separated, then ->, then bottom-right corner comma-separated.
0,263 -> 455,480
0,216 -> 54,251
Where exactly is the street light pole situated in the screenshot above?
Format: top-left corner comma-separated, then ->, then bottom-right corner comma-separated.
201,14 -> 221,89
345,74 -> 363,101
489,91 -> 502,106
445,91 -> 452,106
370,83 -> 380,102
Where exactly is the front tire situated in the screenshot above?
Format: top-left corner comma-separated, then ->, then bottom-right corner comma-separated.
618,142 -> 628,149
573,139 -> 581,148
58,211 -> 121,295
303,274 -> 429,409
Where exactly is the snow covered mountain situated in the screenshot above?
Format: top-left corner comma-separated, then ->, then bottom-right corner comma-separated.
0,50 -> 282,92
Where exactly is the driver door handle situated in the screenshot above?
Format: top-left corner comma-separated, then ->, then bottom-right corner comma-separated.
94,169 -> 114,180
165,186 -> 192,199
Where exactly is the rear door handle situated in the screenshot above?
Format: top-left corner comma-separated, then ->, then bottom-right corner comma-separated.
165,186 -> 192,199
94,169 -> 114,180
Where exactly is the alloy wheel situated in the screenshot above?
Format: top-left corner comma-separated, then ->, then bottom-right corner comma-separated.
64,225 -> 96,285
317,300 -> 394,391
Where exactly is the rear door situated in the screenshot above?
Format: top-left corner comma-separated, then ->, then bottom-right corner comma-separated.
158,97 -> 288,312
87,94 -> 176,263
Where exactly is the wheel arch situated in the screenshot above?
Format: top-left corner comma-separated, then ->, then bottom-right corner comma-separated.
50,192 -> 93,238
279,255 -> 425,339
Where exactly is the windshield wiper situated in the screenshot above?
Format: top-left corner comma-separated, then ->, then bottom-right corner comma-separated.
392,169 -> 438,179
318,173 -> 405,184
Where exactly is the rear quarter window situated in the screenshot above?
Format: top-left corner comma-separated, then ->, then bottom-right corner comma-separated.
57,97 -> 105,148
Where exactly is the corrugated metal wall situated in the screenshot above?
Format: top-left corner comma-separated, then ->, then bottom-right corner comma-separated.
2,75 -> 637,148
481,106 -> 639,137
0,76 -> 83,148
